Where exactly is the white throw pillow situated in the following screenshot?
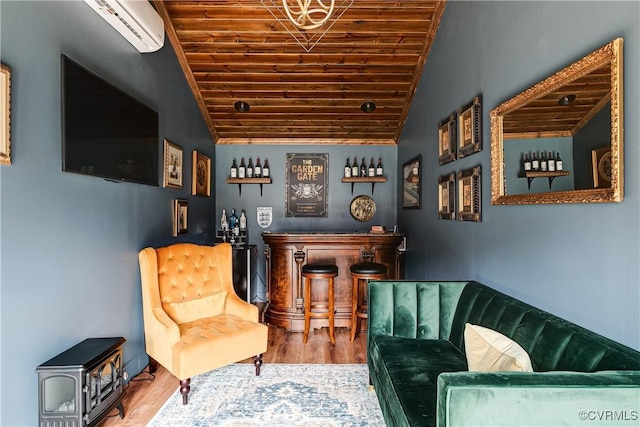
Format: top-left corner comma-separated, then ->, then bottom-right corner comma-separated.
464,323 -> 534,372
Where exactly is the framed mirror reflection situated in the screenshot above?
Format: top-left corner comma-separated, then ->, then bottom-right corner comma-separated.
490,38 -> 623,205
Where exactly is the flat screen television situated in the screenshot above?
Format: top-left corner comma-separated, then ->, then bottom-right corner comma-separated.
61,55 -> 159,186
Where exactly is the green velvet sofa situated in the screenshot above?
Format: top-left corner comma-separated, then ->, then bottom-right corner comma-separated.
367,281 -> 640,427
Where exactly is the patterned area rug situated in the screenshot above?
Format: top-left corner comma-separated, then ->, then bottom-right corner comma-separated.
147,364 -> 385,426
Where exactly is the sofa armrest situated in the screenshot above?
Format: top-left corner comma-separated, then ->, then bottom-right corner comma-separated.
225,293 -> 260,322
437,371 -> 640,427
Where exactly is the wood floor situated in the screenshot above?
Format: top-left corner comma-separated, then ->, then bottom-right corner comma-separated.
100,325 -> 367,426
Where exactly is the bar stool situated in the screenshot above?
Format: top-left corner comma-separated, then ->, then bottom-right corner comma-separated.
301,263 -> 339,344
350,262 -> 387,342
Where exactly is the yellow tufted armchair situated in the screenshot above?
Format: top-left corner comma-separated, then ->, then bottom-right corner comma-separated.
138,242 -> 268,404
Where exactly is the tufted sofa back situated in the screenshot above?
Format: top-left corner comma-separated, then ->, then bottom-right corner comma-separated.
448,281 -> 640,373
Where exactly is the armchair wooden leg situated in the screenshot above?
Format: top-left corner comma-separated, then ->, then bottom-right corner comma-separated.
148,357 -> 158,374
254,354 -> 263,376
180,378 -> 191,405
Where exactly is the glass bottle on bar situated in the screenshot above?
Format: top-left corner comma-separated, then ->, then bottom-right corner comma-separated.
555,153 -> 563,171
254,157 -> 262,178
360,157 -> 367,177
246,157 -> 254,178
344,158 -> 351,178
531,152 -> 539,171
547,151 -> 555,172
368,158 -> 375,177
351,157 -> 359,177
239,209 -> 247,231
262,158 -> 270,178
376,157 -> 383,176
230,159 -> 238,178
238,158 -> 246,178
540,152 -> 547,172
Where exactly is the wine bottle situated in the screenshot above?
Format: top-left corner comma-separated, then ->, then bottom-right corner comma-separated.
344,158 -> 351,178
229,209 -> 238,230
360,157 -> 367,177
555,153 -> 563,171
262,158 -> 270,178
239,210 -> 247,230
238,158 -> 246,178
230,159 -> 237,178
368,158 -> 375,177
531,152 -> 539,171
540,152 -> 547,172
523,153 -> 531,172
547,151 -> 555,172
220,209 -> 228,231
246,157 -> 254,178
351,157 -> 359,177
254,157 -> 262,178
376,157 -> 383,176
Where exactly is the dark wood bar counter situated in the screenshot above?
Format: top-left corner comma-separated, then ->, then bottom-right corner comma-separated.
262,231 -> 405,332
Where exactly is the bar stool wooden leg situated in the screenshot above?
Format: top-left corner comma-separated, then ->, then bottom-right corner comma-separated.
328,276 -> 335,344
303,275 -> 311,343
350,276 -> 359,342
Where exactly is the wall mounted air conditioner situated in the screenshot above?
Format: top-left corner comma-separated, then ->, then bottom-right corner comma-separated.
83,0 -> 164,53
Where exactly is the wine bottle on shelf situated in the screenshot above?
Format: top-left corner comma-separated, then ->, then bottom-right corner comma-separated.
262,158 -> 270,178
376,157 -> 383,176
555,153 -> 563,171
246,157 -> 254,178
344,158 -> 351,178
254,158 -> 262,178
230,159 -> 238,178
238,158 -> 246,178
229,209 -> 238,231
523,153 -> 531,172
360,157 -> 367,177
239,210 -> 247,231
540,152 -> 547,172
368,158 -> 375,177
531,152 -> 539,171
351,157 -> 359,177
547,151 -> 555,172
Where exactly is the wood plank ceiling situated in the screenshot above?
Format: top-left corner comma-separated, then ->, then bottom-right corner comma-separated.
153,0 -> 446,145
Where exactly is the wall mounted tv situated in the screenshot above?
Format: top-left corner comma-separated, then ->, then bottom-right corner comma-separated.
62,55 -> 159,186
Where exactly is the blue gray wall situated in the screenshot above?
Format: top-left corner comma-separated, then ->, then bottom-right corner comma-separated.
0,2 -> 214,425
214,145 -> 398,300
399,1 -> 639,350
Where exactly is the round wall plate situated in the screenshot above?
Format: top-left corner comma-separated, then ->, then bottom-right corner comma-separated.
350,195 -> 376,222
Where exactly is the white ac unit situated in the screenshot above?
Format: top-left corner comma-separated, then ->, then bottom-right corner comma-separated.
83,0 -> 165,53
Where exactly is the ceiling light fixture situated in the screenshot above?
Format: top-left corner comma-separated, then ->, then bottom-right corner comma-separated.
234,101 -> 250,112
283,0 -> 335,30
361,101 -> 376,113
558,94 -> 577,106
262,0 -> 353,52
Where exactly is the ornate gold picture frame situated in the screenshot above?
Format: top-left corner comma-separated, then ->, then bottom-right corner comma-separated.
163,139 -> 183,189
457,166 -> 481,222
438,113 -> 456,165
1,63 -> 11,165
438,172 -> 455,220
191,150 -> 211,197
173,199 -> 188,236
458,95 -> 482,158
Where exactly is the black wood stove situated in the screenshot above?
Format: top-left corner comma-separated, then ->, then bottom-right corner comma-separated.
36,337 -> 126,427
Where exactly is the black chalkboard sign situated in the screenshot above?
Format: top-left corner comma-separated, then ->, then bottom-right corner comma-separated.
285,153 -> 328,217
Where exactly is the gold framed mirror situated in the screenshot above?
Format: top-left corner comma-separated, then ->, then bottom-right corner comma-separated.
490,38 -> 623,204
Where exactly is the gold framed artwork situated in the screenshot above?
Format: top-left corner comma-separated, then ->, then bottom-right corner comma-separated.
438,113 -> 456,165
173,199 -> 188,236
438,172 -> 455,220
592,146 -> 612,189
458,95 -> 482,158
163,139 -> 183,189
402,155 -> 421,209
191,150 -> 211,196
457,166 -> 481,222
1,63 -> 11,165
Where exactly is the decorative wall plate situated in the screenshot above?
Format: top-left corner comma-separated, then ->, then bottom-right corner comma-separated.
350,195 -> 376,222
